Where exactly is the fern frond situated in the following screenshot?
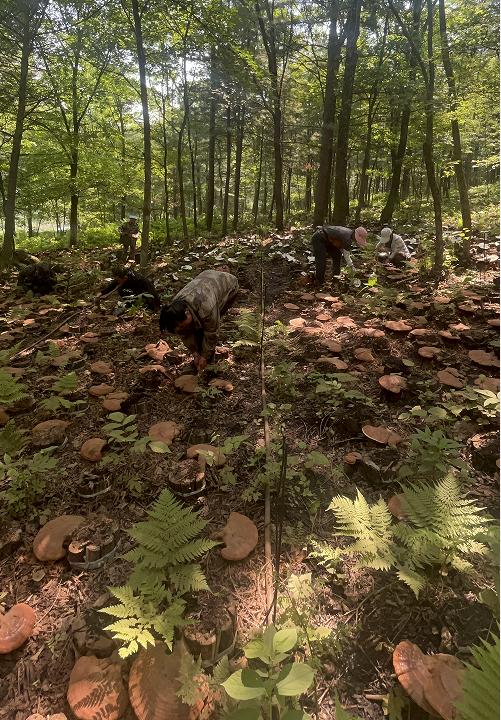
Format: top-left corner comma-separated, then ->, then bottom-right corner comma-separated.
457,635 -> 500,720
0,421 -> 27,455
170,564 -> 210,593
396,566 -> 426,597
0,370 -> 27,407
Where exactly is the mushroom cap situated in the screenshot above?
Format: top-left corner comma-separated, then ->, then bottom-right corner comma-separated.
449,322 -> 470,332
213,512 -> 259,561
468,349 -> 500,368
300,293 -> 315,301
80,332 -> 100,344
418,346 -> 441,359
362,425 -> 402,446
316,313 -> 332,322
88,383 -> 114,397
186,444 -> 226,467
409,328 -> 432,337
316,357 -> 348,370
129,642 -> 196,720
379,374 -> 407,393
336,316 -> 357,328
474,376 -> 500,392
209,378 -> 234,392
437,369 -> 465,389
289,317 -> 306,328
31,419 -> 69,447
344,451 -> 362,465
33,514 -> 86,561
359,327 -> 385,338
148,421 -> 181,445
387,494 -> 408,520
321,339 -> 342,354
80,438 -> 106,462
89,361 -> 113,375
145,340 -> 171,362
0,603 -> 36,654
438,330 -> 460,342
393,641 -> 464,720
487,318 -> 500,327
354,348 -> 375,362
174,375 -> 199,393
139,365 -> 169,376
102,392 -> 128,412
67,655 -> 128,720
284,303 -> 300,311
385,320 -> 412,332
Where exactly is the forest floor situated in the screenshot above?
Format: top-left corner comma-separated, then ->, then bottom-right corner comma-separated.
0,226 -> 499,720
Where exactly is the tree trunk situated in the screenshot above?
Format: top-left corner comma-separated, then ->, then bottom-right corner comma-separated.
131,0 -> 151,267
232,104 -> 245,231
381,0 -> 421,225
1,9 -> 32,265
161,93 -> 171,243
205,47 -> 217,230
332,0 -> 362,225
177,117 -> 188,240
183,58 -> 197,231
221,105 -> 231,236
272,102 -> 284,230
313,0 -> 341,226
253,131 -> 264,223
438,0 -> 471,263
27,204 -> 33,237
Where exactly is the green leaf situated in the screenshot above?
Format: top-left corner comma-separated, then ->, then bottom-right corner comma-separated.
149,440 -> 171,454
282,712 -> 312,720
244,637 -> 266,660
402,359 -> 415,367
225,707 -> 262,720
272,627 -> 297,654
222,670 -> 266,701
276,663 -> 315,697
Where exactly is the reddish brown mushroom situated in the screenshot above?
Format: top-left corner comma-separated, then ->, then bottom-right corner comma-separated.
438,330 -> 460,342
145,340 -> 171,362
436,369 -> 465,389
139,365 -> 169,376
186,444 -> 226,467
316,313 -> 332,322
354,348 -> 375,363
449,322 -> 470,332
0,603 -> 36,654
387,494 -> 408,520
129,642 -> 195,720
80,332 -> 100,345
468,349 -> 500,368
209,378 -> 234,392
33,514 -> 86,561
67,655 -> 128,720
358,327 -> 385,338
474,375 -> 500,392
148,421 -> 181,445
344,451 -> 362,465
102,391 -> 129,412
336,316 -> 357,328
174,375 -> 199,393
316,357 -> 348,370
362,425 -> 402,446
89,361 -> 113,376
487,318 -> 500,327
289,317 -> 306,328
320,339 -> 342,354
393,640 -> 465,720
284,303 -> 300,311
409,328 -> 432,337
213,512 -> 259,561
385,320 -> 412,333
379,374 -> 407,393
88,383 -> 114,397
31,419 -> 70,447
80,438 -> 107,462
300,293 -> 315,301
418,347 -> 441,359
457,303 -> 477,314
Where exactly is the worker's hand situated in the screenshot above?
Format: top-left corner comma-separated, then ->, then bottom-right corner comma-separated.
195,355 -> 207,371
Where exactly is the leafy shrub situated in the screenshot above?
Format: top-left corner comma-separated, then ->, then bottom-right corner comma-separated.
0,447 -> 58,515
457,635 -> 500,720
398,427 -> 466,480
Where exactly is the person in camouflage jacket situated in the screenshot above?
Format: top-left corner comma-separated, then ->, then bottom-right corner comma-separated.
119,215 -> 140,260
159,269 -> 239,370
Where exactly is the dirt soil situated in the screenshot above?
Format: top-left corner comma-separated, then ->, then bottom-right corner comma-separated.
0,229 -> 498,720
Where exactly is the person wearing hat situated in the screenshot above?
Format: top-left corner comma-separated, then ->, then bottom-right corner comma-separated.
119,214 -> 140,261
310,225 -> 368,286
375,227 -> 412,265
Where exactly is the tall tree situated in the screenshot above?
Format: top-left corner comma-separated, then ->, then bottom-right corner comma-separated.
438,0 -> 471,263
332,0 -> 362,225
205,46 -> 218,231
0,0 -> 47,265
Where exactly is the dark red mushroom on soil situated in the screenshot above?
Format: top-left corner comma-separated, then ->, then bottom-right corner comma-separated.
409,328 -> 432,337
379,374 -> 407,394
31,419 -> 70,447
320,339 -> 342,353
393,640 -> 465,720
145,340 -> 171,362
449,322 -> 470,332
300,293 -> 315,301
468,349 -> 500,368
80,438 -> 107,462
487,318 -> 500,327
474,375 -> 500,392
344,451 -> 362,465
418,347 -> 441,359
212,512 -> 259,561
0,603 -> 36,654
289,317 -> 306,328
67,655 -> 128,720
186,443 -> 226,467
284,303 -> 300,311
436,368 -> 465,389
438,330 -> 460,342
388,494 -> 408,520
316,357 -> 348,370
33,515 -> 86,561
102,391 -> 129,412
88,383 -> 114,397
148,421 -> 181,445
174,375 -> 199,393
316,313 -> 332,322
354,348 -> 375,362
384,320 -> 412,333
89,361 -> 113,375
362,425 -> 402,446
129,642 -> 200,720
358,327 -> 385,338
336,316 -> 357,328
139,365 -> 169,376
80,332 -> 100,345
209,378 -> 234,392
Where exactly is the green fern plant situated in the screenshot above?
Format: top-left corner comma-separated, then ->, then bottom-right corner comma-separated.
39,371 -> 84,413
0,421 -> 27,455
322,475 -> 490,596
0,343 -> 22,366
398,427 -> 466,480
101,488 -> 218,657
0,369 -> 27,407
231,310 -> 262,347
456,635 -> 500,720
0,448 -> 58,515
51,371 -> 79,395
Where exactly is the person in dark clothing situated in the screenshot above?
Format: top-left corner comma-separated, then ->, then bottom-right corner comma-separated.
98,266 -> 160,311
119,215 -> 140,261
18,262 -> 58,295
311,225 -> 368,286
